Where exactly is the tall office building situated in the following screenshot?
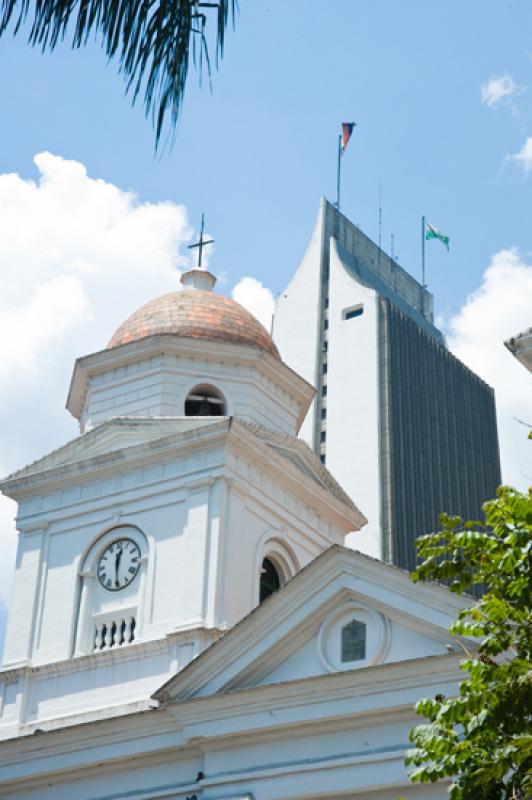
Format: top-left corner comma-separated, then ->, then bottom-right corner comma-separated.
273,198 -> 501,569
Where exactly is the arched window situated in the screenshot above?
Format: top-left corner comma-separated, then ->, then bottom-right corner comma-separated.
185,384 -> 226,417
255,537 -> 299,606
259,557 -> 281,602
75,525 -> 147,656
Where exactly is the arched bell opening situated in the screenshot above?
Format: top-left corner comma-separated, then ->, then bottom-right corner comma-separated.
184,384 -> 226,417
259,556 -> 282,603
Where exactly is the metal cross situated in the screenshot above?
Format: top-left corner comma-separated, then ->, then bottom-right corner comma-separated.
188,213 -> 214,268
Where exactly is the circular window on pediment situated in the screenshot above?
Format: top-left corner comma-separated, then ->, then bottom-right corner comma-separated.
317,602 -> 390,672
184,384 -> 226,417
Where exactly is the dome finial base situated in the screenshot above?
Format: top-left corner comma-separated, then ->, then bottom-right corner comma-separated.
180,268 -> 217,291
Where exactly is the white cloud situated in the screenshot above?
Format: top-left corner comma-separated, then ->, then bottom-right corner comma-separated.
509,136 -> 532,174
0,152 -> 193,378
0,275 -> 90,381
446,248 -> 532,490
481,73 -> 520,108
0,152 -> 193,616
231,276 -> 275,331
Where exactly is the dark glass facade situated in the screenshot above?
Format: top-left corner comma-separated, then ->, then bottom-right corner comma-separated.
379,298 -> 501,571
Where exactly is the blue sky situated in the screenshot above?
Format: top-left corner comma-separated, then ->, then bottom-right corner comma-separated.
0,1 -> 531,656
0,0 -> 531,307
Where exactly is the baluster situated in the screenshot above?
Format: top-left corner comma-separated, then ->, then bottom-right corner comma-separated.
124,616 -> 133,644
94,623 -> 103,650
104,623 -> 113,649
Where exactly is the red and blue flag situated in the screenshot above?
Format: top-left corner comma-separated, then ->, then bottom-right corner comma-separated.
341,122 -> 356,155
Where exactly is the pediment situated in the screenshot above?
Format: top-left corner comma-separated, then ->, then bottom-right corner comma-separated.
240,422 -> 358,515
1,418 -> 363,534
154,545 -> 472,704
1,417 -> 225,488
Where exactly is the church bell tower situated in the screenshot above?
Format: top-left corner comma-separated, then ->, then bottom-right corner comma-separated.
0,260 -> 365,739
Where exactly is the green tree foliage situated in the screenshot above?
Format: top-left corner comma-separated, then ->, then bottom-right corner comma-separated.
405,486 -> 532,800
0,0 -> 236,145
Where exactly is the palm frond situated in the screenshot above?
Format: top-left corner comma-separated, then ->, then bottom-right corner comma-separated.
0,0 -> 237,146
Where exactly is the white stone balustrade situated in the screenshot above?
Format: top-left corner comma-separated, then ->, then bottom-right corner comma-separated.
93,615 -> 136,651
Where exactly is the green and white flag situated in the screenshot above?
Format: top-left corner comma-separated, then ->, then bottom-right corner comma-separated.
425,221 -> 449,251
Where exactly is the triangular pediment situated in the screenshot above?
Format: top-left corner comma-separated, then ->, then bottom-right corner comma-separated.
154,546 -> 472,704
1,417 -> 363,533
237,421 -> 362,516
1,417 -> 226,487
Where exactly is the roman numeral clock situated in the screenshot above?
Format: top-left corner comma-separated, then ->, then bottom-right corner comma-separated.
97,539 -> 141,591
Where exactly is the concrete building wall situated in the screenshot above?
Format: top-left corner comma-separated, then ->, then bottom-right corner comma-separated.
326,241 -> 381,557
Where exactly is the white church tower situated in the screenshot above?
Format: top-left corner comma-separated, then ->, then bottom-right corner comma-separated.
0,264 -> 365,739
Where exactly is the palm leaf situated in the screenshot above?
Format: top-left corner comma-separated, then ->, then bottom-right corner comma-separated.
0,0 -> 236,146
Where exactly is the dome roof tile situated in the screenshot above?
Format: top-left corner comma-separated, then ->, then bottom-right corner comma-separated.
107,289 -> 280,360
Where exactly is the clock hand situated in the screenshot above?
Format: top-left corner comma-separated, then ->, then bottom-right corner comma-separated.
115,548 -> 123,586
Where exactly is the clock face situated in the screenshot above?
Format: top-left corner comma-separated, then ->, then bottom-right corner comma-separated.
97,539 -> 141,591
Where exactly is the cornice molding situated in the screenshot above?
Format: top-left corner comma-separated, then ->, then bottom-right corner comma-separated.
67,335 -> 315,430
2,418 -> 361,536
154,546 -> 472,704
18,520 -> 49,534
163,653 -> 464,722
0,657 -> 461,770
0,419 -> 230,499
226,421 -> 365,531
0,627 -> 223,682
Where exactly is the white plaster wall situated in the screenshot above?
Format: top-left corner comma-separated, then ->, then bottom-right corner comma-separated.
82,353 -> 301,436
0,705 -> 450,800
272,206 -> 323,448
0,628 -> 221,740
326,241 -> 381,557
0,747 -> 448,800
256,616 -> 449,686
1,434 -> 346,733
27,649 -> 172,721
2,446 -> 226,669
220,484 -> 335,628
1,531 -> 43,667
199,716 -> 443,800
0,456 -> 221,733
3,432 -> 347,673
0,724 -> 205,799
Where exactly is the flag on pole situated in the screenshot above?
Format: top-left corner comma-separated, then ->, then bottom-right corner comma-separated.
424,221 -> 450,251
340,122 -> 356,156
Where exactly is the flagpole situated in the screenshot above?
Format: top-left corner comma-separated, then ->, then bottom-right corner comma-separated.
421,215 -> 426,288
336,134 -> 341,211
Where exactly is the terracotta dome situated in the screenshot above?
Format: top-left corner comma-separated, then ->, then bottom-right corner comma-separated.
107,289 -> 280,360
